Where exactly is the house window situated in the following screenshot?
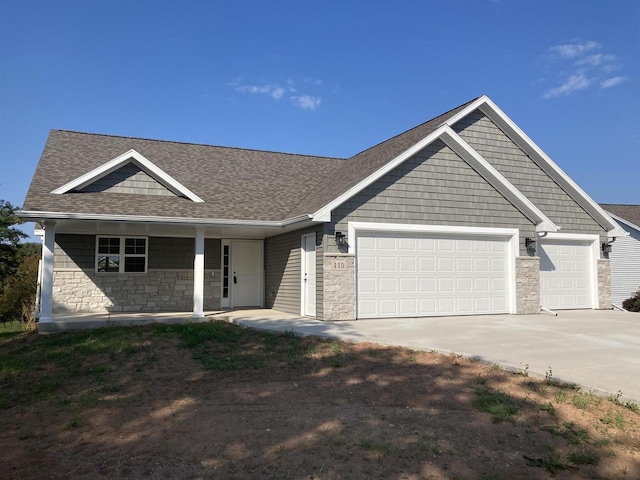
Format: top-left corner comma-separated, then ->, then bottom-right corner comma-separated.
96,236 -> 147,273
222,244 -> 230,298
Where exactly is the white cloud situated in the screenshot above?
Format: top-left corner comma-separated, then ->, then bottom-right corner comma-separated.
541,40 -> 628,99
549,40 -> 600,58
543,73 -> 592,99
574,53 -> 616,67
235,84 -> 286,100
290,95 -> 321,110
600,76 -> 627,89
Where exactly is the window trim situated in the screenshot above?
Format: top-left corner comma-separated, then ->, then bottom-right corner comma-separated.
95,235 -> 148,274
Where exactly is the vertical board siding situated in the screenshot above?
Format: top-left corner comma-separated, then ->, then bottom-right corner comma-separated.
331,139 -> 535,255
265,226 -> 323,316
609,225 -> 640,306
453,110 -> 605,237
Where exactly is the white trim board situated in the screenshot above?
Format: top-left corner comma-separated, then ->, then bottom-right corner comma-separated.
50,149 -> 205,203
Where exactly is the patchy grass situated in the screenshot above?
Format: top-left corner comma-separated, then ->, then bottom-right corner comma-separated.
1,321 -> 638,479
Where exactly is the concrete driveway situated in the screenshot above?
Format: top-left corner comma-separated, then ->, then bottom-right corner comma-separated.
221,309 -> 640,403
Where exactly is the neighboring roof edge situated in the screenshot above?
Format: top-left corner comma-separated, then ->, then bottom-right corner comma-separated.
467,97 -> 627,237
311,121 -> 559,232
604,212 -> 636,235
50,149 -> 205,203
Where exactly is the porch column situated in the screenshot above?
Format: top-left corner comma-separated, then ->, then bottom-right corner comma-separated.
40,221 -> 56,323
193,227 -> 205,319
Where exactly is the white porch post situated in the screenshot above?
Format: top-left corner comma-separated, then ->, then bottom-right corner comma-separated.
193,227 -> 205,319
40,221 -> 56,323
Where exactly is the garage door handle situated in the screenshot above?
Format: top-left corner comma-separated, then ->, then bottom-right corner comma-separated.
233,273 -> 237,284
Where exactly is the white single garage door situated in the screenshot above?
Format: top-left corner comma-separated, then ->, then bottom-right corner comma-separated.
356,231 -> 510,318
539,240 -> 592,309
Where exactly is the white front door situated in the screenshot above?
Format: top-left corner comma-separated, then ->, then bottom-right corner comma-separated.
539,240 -> 593,309
231,240 -> 263,307
301,233 -> 316,317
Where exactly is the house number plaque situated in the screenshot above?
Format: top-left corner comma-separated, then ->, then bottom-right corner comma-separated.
332,260 -> 348,270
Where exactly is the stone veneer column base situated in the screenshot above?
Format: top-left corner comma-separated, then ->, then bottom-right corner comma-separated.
323,253 -> 355,321
515,256 -> 540,314
597,259 -> 611,309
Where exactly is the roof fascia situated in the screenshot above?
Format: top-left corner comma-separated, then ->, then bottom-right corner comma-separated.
604,212 -> 634,235
312,125 -> 451,222
474,98 -> 626,237
440,127 -> 559,233
17,210 -> 312,229
50,149 -> 205,203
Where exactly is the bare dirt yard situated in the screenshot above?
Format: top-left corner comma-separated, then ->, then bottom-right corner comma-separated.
1,321 -> 639,479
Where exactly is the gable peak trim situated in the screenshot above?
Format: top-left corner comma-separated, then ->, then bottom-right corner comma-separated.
50,149 -> 205,203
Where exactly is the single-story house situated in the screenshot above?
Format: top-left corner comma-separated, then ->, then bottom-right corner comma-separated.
600,204 -> 640,307
20,95 -> 626,331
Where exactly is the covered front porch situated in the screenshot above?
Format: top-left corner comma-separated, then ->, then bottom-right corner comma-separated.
30,215 -> 317,329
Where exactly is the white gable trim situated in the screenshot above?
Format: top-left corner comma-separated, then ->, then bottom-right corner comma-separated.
440,127 -> 558,233
312,123 -> 558,233
50,149 -> 205,203
605,212 -> 635,235
312,125 -> 450,222
454,97 -> 625,237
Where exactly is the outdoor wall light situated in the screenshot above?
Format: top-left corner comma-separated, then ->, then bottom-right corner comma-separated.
335,231 -> 346,246
602,242 -> 612,254
525,237 -> 536,250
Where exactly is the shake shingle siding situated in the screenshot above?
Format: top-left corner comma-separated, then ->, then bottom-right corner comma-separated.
331,140 -> 535,255
77,164 -> 177,197
265,226 -> 323,317
453,111 -> 606,236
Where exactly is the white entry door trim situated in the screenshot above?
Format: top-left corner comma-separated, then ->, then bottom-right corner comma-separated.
349,222 -> 519,318
539,233 -> 600,309
301,233 -> 317,317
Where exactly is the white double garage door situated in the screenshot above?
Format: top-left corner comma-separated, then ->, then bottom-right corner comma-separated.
354,224 -> 597,319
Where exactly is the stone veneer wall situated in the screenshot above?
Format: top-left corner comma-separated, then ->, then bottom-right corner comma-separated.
323,253 -> 355,321
52,269 -> 221,313
597,259 -> 611,309
515,256 -> 540,314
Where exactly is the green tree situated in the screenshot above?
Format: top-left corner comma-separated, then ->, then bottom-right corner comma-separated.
0,200 -> 40,324
1,200 -> 27,280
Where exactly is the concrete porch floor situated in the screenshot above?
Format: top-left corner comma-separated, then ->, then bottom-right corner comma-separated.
40,309 -> 304,333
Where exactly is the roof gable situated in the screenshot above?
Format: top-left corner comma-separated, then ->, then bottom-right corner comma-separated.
52,149 -> 205,202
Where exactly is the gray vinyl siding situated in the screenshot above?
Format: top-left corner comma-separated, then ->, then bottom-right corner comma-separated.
77,163 -> 177,197
609,222 -> 640,307
54,234 -> 220,271
265,226 -> 323,317
55,234 -> 95,269
453,110 -> 606,237
148,237 -> 221,269
330,139 -> 535,255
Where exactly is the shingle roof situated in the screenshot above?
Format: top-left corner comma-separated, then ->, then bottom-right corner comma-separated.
23,131 -> 343,221
23,97 -> 480,222
601,204 -> 640,230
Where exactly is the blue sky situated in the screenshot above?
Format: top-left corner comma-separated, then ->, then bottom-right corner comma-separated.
1,0 -> 638,239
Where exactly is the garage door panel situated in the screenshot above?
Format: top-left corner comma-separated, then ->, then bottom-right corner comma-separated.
540,240 -> 592,310
357,231 -> 511,318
